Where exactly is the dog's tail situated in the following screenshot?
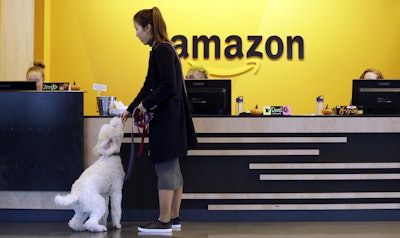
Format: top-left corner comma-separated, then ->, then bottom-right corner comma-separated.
54,194 -> 78,206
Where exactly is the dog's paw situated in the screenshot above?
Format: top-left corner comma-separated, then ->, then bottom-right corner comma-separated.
113,223 -> 122,229
68,220 -> 86,232
85,223 -> 107,233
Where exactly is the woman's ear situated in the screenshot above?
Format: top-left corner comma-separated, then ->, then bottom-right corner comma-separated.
145,24 -> 152,33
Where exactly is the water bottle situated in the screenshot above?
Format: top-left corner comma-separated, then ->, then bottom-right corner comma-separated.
236,96 -> 244,115
316,95 -> 324,115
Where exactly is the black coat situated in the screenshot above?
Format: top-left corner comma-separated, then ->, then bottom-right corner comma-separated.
127,42 -> 198,163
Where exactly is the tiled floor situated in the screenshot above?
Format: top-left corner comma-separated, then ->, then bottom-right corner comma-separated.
1,221 -> 400,238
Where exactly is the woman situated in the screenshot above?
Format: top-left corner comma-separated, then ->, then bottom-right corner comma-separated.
121,7 -> 197,233
350,68 -> 385,105
186,65 -> 209,79
26,61 -> 45,90
359,68 -> 384,80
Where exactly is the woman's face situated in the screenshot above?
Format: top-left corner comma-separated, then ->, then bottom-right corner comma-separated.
134,22 -> 153,45
363,72 -> 379,80
26,71 -> 44,91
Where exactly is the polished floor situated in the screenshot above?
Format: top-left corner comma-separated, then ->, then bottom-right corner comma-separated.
1,221 -> 400,238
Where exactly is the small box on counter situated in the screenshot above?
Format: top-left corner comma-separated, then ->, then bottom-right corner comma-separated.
283,106 -> 291,115
271,106 -> 283,115
262,106 -> 271,115
42,82 -> 70,91
334,106 -> 363,115
262,106 -> 291,116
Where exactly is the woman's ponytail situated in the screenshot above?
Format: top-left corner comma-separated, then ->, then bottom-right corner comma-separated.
151,7 -> 170,43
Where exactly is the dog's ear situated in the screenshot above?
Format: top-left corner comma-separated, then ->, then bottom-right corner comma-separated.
93,118 -> 124,156
93,139 -> 116,156
93,124 -> 119,156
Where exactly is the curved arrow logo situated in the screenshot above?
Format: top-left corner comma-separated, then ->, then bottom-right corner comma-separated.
188,59 -> 261,78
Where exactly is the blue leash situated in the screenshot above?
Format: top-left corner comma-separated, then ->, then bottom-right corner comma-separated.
124,108 -> 152,181
124,109 -> 136,181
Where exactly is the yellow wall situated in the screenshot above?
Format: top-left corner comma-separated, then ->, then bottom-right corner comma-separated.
43,0 -> 400,115
34,0 -> 44,61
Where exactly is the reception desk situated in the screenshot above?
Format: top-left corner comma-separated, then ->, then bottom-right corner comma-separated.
84,116 -> 400,221
1,115 -> 400,221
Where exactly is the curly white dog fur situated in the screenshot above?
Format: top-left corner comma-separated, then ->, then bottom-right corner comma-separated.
55,117 -> 126,232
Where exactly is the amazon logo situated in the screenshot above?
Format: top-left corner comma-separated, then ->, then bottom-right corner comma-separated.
171,34 -> 304,77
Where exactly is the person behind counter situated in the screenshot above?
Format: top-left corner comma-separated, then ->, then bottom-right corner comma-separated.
26,61 -> 45,91
186,65 -> 208,79
359,68 -> 384,80
350,68 -> 385,105
121,7 -> 198,233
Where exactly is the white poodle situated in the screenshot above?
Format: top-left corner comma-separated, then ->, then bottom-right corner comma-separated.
55,117 -> 126,232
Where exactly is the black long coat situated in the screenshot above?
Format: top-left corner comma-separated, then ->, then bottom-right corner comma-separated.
127,42 -> 198,163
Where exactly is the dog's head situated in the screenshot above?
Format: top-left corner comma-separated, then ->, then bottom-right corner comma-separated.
93,117 -> 125,156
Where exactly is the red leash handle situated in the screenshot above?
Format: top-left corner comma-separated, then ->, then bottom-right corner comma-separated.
133,108 -> 152,157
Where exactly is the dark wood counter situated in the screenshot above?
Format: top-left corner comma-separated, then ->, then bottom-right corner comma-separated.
0,91 -> 84,191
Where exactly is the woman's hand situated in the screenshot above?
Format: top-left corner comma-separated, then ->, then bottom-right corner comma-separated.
120,110 -> 131,122
138,102 -> 147,113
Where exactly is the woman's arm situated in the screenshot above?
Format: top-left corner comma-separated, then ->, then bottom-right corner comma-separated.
141,44 -> 178,110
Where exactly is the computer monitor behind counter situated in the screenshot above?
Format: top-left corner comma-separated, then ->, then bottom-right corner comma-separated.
185,79 -> 231,115
351,79 -> 400,114
0,81 -> 36,91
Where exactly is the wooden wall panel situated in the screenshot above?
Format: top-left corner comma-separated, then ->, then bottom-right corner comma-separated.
0,0 -> 34,81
